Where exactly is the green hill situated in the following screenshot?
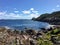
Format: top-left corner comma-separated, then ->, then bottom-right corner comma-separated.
32,11 -> 60,25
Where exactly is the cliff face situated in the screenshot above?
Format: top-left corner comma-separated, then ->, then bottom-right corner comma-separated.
32,11 -> 60,25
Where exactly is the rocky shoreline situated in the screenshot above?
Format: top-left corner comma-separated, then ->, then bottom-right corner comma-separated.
0,26 -> 60,45
32,11 -> 60,25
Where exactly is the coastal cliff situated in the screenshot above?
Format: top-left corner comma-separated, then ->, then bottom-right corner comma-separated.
32,11 -> 60,25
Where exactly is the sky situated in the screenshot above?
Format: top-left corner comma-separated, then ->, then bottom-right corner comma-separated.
0,0 -> 60,19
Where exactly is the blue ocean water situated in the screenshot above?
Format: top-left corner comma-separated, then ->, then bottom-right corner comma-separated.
0,19 -> 50,30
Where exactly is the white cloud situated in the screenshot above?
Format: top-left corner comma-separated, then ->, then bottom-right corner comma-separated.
22,10 -> 31,14
0,11 -> 7,15
30,14 -> 39,18
32,10 -> 38,14
56,5 -> 60,7
0,11 -> 22,19
30,8 -> 34,11
0,8 -> 40,19
22,8 -> 39,18
14,11 -> 19,13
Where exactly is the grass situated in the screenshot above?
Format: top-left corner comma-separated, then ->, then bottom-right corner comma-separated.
37,28 -> 60,45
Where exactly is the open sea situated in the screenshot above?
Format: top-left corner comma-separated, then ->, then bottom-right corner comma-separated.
0,19 -> 50,30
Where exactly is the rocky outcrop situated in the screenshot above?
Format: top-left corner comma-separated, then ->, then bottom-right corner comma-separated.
32,11 -> 60,25
0,27 -> 38,45
0,27 -> 60,45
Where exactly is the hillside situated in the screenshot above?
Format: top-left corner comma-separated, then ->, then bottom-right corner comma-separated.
32,11 -> 60,25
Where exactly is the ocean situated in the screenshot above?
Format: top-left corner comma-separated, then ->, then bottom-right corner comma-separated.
0,19 -> 50,30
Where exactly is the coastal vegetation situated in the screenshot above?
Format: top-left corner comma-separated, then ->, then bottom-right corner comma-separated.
0,26 -> 60,45
32,11 -> 60,25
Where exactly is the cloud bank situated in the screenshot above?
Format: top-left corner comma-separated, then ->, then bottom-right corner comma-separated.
0,8 -> 39,19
